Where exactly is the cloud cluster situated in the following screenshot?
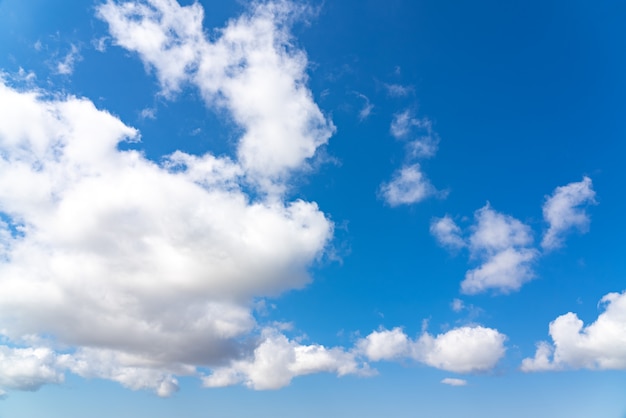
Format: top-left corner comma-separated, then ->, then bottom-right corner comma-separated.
356,326 -> 506,373
522,291 -> 626,371
0,75 -> 334,394
431,205 -> 537,294
380,110 -> 441,206
203,324 -> 507,390
0,0 -> 339,396
0,0 -> 509,396
431,178 -> 596,294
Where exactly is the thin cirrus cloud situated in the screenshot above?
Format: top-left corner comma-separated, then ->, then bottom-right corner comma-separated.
521,291 -> 626,372
441,377 -> 468,386
431,177 -> 596,294
0,0 -> 507,397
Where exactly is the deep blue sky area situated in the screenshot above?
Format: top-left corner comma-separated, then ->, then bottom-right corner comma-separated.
0,1 -> 625,417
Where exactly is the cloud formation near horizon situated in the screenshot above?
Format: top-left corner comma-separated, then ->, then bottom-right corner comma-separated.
522,291 -> 626,372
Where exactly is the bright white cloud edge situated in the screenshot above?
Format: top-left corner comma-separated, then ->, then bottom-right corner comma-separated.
522,291 -> 626,372
541,176 -> 596,250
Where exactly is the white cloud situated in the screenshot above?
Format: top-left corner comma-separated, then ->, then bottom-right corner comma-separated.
522,291 -> 626,372
381,110 -> 440,206
451,298 -> 465,312
389,110 -> 438,158
0,59 -> 331,394
441,377 -> 467,386
461,205 -> 538,294
462,248 -> 537,295
356,327 -> 411,361
205,324 -> 508,390
59,348 -> 185,397
98,0 -> 335,189
541,177 -> 596,250
469,205 -> 533,253
433,177 -> 597,294
357,326 -> 507,373
139,107 -> 156,119
380,164 -> 436,206
92,36 -> 110,52
355,92 -> 374,121
384,83 -> 412,97
56,44 -> 81,75
0,346 -> 64,392
431,216 -> 466,249
203,328 -> 368,390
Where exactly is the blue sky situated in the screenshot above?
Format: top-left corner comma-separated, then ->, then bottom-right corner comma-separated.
0,0 -> 625,416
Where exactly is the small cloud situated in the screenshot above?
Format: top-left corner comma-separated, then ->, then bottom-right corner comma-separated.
92,36 -> 109,52
380,164 -> 437,206
354,92 -> 374,121
56,44 -> 81,75
390,110 -> 439,158
431,216 -> 466,250
139,107 -> 157,120
451,299 -> 465,312
385,83 -> 413,97
441,377 -> 467,386
541,177 -> 596,251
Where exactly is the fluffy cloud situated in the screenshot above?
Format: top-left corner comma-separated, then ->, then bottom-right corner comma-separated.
431,216 -> 466,249
432,178 -> 597,294
203,329 -> 367,390
0,0 -> 512,396
380,164 -> 436,206
356,326 -> 507,373
0,78 -> 332,387
461,205 -> 537,294
204,324 -> 508,390
0,1 -> 334,392
541,177 -> 596,250
522,291 -> 626,371
98,0 -> 335,189
0,346 -> 64,391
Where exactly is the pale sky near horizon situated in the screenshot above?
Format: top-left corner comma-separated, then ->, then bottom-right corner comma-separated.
0,1 -> 626,417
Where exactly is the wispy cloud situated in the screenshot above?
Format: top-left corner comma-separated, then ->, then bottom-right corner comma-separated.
441,377 -> 467,386
56,44 -> 81,75
381,109 -> 442,206
541,177 -> 596,250
384,83 -> 413,97
354,92 -> 374,121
